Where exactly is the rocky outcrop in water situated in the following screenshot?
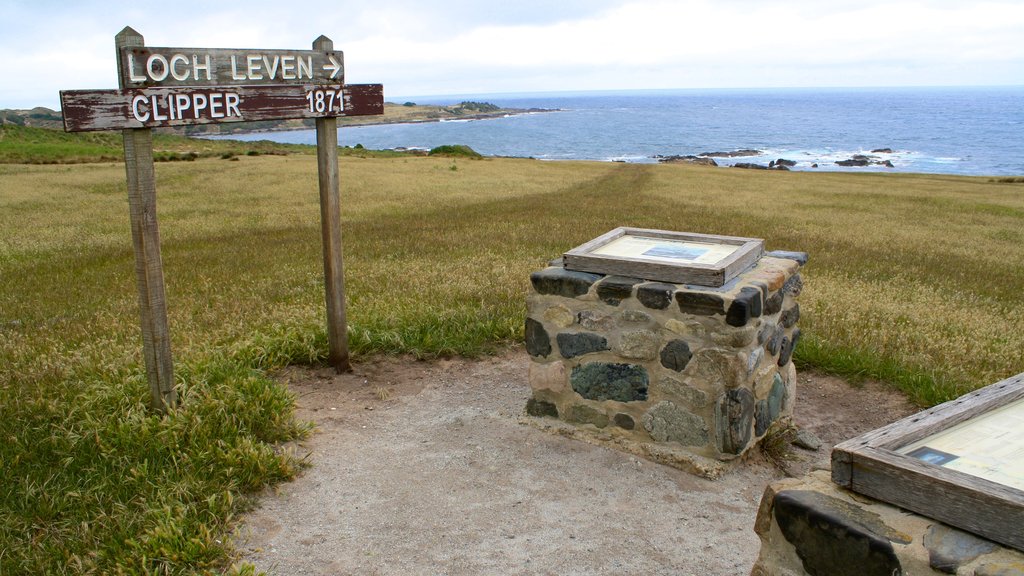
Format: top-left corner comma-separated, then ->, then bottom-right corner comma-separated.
700,149 -> 761,158
656,155 -> 719,166
835,154 -> 894,168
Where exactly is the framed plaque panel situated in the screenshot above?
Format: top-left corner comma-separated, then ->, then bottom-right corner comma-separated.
832,372 -> 1024,552
562,227 -> 764,287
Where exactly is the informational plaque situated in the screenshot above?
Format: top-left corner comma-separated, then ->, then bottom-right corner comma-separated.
562,227 -> 763,287
899,397 -> 1024,491
832,372 -> 1024,552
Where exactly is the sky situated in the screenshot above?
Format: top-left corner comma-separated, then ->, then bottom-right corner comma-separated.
3,0 -> 1023,109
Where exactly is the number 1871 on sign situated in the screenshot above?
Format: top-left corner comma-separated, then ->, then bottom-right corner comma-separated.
306,88 -> 342,113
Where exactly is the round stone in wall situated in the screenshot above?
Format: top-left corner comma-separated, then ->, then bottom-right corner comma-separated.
617,329 -> 660,360
660,339 -> 693,372
570,362 -> 649,402
613,413 -> 636,430
689,347 -> 744,390
642,401 -> 709,445
542,305 -> 575,328
658,375 -> 709,408
567,404 -> 609,428
556,331 -> 608,358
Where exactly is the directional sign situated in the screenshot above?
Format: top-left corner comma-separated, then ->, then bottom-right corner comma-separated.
119,47 -> 344,88
60,83 -> 383,132
60,28 -> 380,411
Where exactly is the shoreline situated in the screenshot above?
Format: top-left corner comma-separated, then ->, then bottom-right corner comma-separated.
202,107 -> 559,138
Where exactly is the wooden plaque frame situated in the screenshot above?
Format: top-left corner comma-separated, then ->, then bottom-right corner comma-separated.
832,371 -> 1024,552
562,227 -> 764,287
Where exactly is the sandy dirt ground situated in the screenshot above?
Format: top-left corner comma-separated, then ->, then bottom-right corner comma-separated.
233,347 -> 918,575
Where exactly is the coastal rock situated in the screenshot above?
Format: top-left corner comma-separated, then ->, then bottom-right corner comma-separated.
733,162 -> 769,170
835,154 -> 895,168
771,158 -> 797,168
657,155 -> 719,166
700,149 -> 761,158
871,148 -> 894,153
836,156 -> 871,167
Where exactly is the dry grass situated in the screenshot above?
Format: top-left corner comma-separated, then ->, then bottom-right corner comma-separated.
2,154 -> 1022,572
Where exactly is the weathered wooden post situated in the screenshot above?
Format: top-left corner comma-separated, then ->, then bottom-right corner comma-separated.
313,35 -> 351,372
60,28 -> 383,408
115,27 -> 176,412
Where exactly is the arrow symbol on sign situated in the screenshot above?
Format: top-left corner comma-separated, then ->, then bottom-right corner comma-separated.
322,55 -> 342,80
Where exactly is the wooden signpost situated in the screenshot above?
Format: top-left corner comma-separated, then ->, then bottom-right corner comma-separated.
60,27 -> 383,412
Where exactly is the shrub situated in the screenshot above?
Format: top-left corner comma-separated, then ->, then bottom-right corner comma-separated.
428,144 -> 483,159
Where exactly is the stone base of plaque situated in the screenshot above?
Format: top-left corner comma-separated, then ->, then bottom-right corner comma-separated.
524,251 -> 806,477
752,470 -> 1024,576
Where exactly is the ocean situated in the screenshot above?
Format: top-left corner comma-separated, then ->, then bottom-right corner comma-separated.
211,87 -> 1024,176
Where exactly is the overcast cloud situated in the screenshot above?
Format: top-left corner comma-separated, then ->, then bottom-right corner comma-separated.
2,0 -> 1023,109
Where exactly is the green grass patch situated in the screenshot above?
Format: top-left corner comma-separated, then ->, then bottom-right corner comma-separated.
0,125 -> 313,164
2,153 -> 1023,572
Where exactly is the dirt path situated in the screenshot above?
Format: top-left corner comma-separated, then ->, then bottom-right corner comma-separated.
233,347 -> 917,575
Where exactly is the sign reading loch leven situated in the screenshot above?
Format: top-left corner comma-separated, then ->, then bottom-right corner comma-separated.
61,27 -> 383,412
118,47 -> 344,87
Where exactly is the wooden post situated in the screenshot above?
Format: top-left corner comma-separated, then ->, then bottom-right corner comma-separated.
314,35 -> 351,372
116,27 -> 176,411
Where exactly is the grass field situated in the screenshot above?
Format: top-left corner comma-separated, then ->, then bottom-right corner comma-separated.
2,149 -> 1023,573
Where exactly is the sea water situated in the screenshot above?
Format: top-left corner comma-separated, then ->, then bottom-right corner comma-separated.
211,87 -> 1024,176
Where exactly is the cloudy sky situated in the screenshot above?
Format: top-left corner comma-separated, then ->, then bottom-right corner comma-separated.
3,0 -> 1023,109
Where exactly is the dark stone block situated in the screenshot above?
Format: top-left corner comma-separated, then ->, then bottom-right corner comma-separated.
783,273 -> 804,297
525,318 -> 551,357
751,281 -> 769,310
781,303 -> 801,328
924,523 -> 998,574
779,328 -> 801,366
556,332 -> 608,358
613,413 -> 636,430
773,490 -> 903,576
660,339 -> 693,372
768,373 -> 786,421
717,388 -> 754,454
526,397 -> 559,418
571,363 -> 649,402
530,267 -> 602,298
766,250 -> 809,266
637,282 -> 676,310
766,324 -> 785,356
764,290 -> 784,316
726,287 -> 762,327
676,291 -> 725,316
756,374 -> 787,436
596,276 -> 642,306
755,400 -> 771,436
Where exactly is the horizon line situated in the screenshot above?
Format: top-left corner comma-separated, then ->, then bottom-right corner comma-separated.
388,83 -> 1024,102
